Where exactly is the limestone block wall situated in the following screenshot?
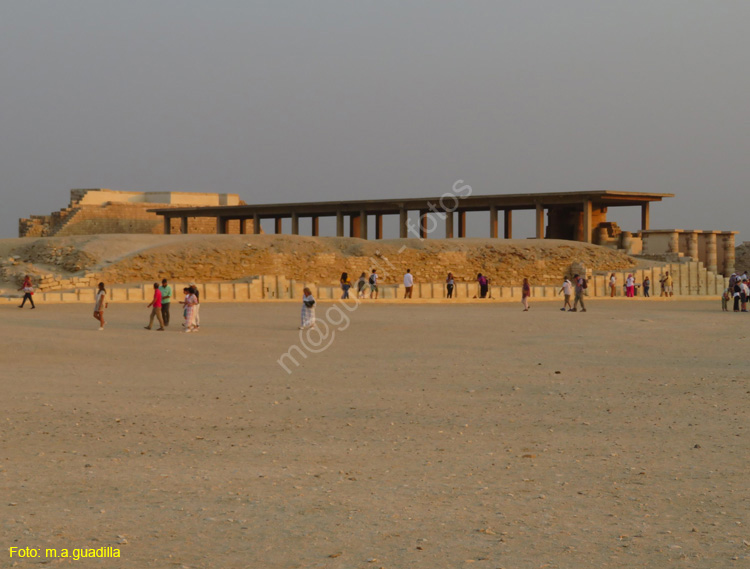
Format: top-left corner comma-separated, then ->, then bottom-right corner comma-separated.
19,189 -> 246,237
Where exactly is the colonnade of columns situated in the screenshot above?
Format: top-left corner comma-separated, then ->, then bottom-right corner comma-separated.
163,200 -> 654,245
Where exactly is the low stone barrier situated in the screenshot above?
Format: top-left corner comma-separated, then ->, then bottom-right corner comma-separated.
0,261 -> 729,304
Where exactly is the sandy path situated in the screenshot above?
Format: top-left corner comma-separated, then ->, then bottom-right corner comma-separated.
1,300 -> 748,568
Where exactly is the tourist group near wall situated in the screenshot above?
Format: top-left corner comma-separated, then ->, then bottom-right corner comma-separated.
1,260 -> 729,304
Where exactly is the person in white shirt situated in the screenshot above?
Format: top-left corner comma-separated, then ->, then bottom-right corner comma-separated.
609,273 -> 617,297
93,282 -> 108,330
625,274 -> 635,298
403,269 -> 414,299
558,277 -> 572,311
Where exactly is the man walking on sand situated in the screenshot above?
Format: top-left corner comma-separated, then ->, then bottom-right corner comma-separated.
559,276 -> 572,311
571,274 -> 587,312
403,269 -> 414,299
145,283 -> 165,331
159,278 -> 172,326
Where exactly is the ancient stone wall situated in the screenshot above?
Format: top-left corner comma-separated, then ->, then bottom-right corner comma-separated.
19,189 -> 248,237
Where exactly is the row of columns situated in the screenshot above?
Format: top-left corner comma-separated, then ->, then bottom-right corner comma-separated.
169,207 -> 533,240
167,199 -> 655,244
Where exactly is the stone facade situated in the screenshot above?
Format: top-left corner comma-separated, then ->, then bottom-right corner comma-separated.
19,189 -> 251,237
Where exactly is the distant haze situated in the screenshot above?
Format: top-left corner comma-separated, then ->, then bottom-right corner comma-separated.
1,1 -> 747,240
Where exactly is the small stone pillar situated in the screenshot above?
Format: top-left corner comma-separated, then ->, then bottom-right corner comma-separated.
375,214 -> 384,239
253,213 -> 260,234
706,233 -> 718,273
399,209 -> 408,238
489,205 -> 498,238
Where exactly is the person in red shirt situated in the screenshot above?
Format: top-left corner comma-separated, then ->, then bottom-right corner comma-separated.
144,283 -> 165,331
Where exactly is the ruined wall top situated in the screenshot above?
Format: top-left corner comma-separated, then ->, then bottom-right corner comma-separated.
70,189 -> 241,207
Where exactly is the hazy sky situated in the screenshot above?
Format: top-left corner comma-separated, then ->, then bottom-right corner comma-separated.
1,1 -> 748,240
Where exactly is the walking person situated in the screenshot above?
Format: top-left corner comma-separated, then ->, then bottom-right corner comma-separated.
369,269 -> 379,299
18,275 -> 36,309
159,279 -> 172,326
403,269 -> 414,299
643,276 -> 651,298
356,272 -> 367,299
477,273 -> 489,299
732,280 -> 742,312
625,274 -> 635,297
93,282 -> 108,330
522,277 -> 531,311
145,283 -> 166,331
559,276 -> 572,311
446,272 -> 455,299
741,278 -> 749,312
609,273 -> 617,297
300,287 -> 316,329
572,274 -> 587,312
180,287 -> 198,332
663,271 -> 673,297
340,272 -> 351,299
189,282 -> 201,329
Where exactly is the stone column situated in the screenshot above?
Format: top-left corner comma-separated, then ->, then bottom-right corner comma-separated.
705,233 -> 718,273
641,203 -> 650,230
722,233 -> 735,275
667,231 -> 679,254
582,200 -> 592,243
535,203 -> 545,239
311,216 -> 319,236
216,217 -> 226,234
253,213 -> 260,234
445,211 -> 454,238
375,214 -> 384,239
687,232 -> 698,260
163,216 -> 171,235
180,217 -> 188,235
360,210 -> 368,240
458,211 -> 466,238
419,210 -> 429,239
504,210 -> 512,239
336,211 -> 344,237
291,213 -> 299,235
349,213 -> 361,238
274,218 -> 283,234
489,205 -> 498,238
399,208 -> 408,238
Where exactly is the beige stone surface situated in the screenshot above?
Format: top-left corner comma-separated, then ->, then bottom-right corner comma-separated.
1,300 -> 748,568
0,234 -> 639,290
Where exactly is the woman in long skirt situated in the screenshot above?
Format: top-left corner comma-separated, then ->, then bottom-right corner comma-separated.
300,287 -> 316,329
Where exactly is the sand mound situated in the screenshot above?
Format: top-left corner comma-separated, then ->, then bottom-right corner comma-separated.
0,234 -> 641,289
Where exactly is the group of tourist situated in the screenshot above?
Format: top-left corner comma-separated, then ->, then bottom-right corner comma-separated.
608,272 -> 672,298
724,272 -> 750,312
340,270 -> 379,300
90,278 -> 201,332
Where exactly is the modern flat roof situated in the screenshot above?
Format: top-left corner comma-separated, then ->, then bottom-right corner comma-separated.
150,190 -> 674,218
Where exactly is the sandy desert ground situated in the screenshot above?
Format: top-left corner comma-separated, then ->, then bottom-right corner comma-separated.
1,299 -> 748,568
